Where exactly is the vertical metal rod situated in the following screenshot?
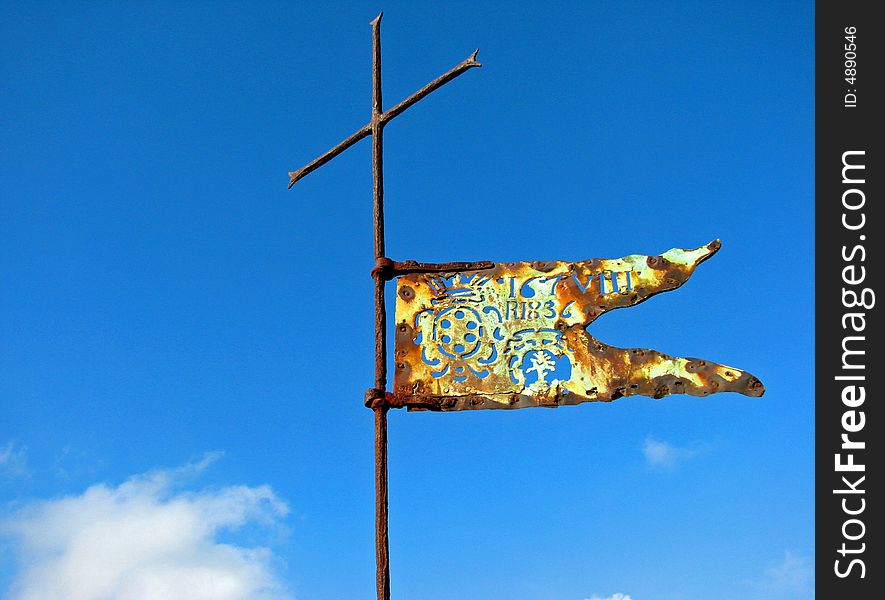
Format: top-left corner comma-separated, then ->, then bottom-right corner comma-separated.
285,18 -> 479,600
373,404 -> 390,600
370,12 -> 391,600
371,14 -> 385,262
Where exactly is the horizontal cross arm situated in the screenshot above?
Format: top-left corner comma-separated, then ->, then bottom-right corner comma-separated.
380,50 -> 481,125
288,123 -> 373,188
287,49 -> 480,189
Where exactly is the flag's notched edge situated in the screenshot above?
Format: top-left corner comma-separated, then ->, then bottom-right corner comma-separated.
392,240 -> 765,411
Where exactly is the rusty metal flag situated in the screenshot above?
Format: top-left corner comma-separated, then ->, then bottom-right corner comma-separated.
393,240 -> 764,411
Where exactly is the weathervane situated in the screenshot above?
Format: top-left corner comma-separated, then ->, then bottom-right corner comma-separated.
285,14 -> 763,600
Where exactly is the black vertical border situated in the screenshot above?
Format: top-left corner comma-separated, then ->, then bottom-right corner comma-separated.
816,1 -> 879,596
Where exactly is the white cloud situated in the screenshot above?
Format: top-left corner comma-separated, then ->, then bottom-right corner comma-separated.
1,454 -> 292,600
0,441 -> 28,477
642,437 -> 702,468
761,551 -> 812,597
584,594 -> 633,600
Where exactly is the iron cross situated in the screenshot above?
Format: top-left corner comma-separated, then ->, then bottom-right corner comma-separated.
286,13 -> 482,600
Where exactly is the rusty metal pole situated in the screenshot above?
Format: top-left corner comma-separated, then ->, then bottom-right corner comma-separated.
370,13 -> 391,600
285,17 -> 481,598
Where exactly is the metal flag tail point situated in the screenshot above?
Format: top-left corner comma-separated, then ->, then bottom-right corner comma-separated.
284,16 -> 762,600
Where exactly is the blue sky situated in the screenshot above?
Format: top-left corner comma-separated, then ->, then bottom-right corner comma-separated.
1,2 -> 813,599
